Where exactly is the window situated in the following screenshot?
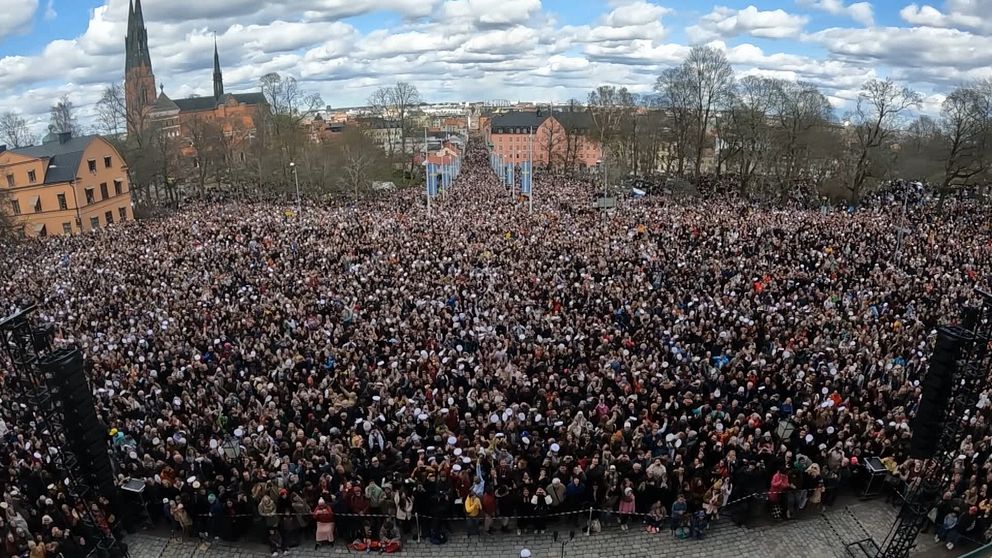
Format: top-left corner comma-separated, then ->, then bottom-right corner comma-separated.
27,170 -> 36,183
62,222 -> 72,235
100,183 -> 108,200
85,188 -> 94,204
104,156 -> 112,168
87,160 -> 97,173
10,200 -> 20,215
113,180 -> 122,196
90,217 -> 99,230
57,193 -> 67,210
118,207 -> 127,222
32,197 -> 41,213
5,174 -> 13,187
105,211 -> 113,225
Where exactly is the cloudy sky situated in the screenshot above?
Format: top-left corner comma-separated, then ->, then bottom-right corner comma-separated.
0,0 -> 989,135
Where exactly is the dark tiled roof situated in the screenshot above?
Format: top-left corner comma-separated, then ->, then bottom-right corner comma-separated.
232,92 -> 266,106
151,91 -> 180,113
10,135 -> 101,185
490,111 -> 548,131
172,92 -> 267,113
490,110 -> 595,133
554,111 -> 594,132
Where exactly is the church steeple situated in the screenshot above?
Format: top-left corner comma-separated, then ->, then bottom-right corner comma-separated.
125,0 -> 152,72
124,0 -> 156,134
213,37 -> 224,100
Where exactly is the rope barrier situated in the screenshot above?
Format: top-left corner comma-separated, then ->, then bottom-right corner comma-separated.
182,488 -> 811,522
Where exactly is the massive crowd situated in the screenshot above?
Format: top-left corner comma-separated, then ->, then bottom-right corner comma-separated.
1,141 -> 991,558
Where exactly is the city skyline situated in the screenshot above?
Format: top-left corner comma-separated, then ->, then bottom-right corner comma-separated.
1,0 -> 989,135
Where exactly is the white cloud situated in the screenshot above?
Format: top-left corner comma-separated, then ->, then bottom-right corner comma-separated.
604,1 -> 670,27
805,25 -> 992,73
441,0 -> 541,26
688,5 -> 808,43
0,0 -> 37,40
899,1 -> 992,34
43,0 -> 56,21
799,0 -> 874,26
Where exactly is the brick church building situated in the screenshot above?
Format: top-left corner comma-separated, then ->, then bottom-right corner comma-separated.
124,0 -> 265,144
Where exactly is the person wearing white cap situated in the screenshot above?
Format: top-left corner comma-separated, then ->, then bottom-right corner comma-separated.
520,549 -> 532,558
312,497 -> 335,548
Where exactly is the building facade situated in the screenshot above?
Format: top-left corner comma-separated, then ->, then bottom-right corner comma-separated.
124,0 -> 265,146
1,134 -> 133,237
486,110 -> 602,169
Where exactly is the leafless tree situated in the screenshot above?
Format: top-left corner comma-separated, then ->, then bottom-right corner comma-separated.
0,112 -> 36,147
340,148 -> 375,199
655,66 -> 695,176
936,82 -> 992,194
845,78 -> 922,200
260,73 -> 324,129
767,80 -> 834,191
588,85 -> 638,173
539,117 -> 567,172
95,83 -> 128,137
367,87 -> 394,157
183,115 -> 227,197
48,94 -> 79,136
683,46 -> 735,178
722,76 -> 776,193
386,82 -> 422,170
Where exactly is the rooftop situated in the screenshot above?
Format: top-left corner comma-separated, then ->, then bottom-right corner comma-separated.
9,134 -> 103,185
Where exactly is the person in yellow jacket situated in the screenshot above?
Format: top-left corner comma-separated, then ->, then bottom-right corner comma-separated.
465,492 -> 482,536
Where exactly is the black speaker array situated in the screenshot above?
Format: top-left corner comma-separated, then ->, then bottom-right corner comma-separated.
40,348 -> 116,499
910,326 -> 972,459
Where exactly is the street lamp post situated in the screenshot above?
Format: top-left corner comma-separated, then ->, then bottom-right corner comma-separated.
289,162 -> 300,215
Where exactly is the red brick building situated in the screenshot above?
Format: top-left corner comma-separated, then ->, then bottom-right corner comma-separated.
485,109 -> 601,170
124,0 -> 265,144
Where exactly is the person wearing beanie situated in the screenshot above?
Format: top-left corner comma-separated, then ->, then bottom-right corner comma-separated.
312,497 -> 335,549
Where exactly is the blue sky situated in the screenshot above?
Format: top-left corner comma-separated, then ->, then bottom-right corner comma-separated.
1,0 -> 990,134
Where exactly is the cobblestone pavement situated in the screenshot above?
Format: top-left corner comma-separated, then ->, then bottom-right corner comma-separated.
124,499 -> 962,558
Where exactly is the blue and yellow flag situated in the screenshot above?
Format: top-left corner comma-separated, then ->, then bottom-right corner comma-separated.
520,161 -> 532,195
426,163 -> 439,198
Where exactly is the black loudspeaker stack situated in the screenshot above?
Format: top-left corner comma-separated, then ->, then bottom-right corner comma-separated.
39,347 -> 116,499
909,326 -> 970,459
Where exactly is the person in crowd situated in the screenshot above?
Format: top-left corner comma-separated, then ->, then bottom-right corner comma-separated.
464,490 -> 482,536
312,498 -> 334,549
618,487 -> 636,531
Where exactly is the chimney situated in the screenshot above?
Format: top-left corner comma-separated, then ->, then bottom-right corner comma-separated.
58,132 -> 72,144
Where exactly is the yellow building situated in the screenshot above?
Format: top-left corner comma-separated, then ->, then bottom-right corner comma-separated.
0,133 -> 133,237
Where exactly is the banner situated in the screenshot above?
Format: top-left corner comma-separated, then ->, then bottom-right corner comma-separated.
442,163 -> 452,190
520,161 -> 532,195
426,163 -> 439,198
505,163 -> 514,188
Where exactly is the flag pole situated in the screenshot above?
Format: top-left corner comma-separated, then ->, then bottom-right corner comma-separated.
529,126 -> 534,214
425,127 -> 430,217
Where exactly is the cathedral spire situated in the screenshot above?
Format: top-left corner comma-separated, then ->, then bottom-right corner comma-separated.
125,0 -> 152,72
213,36 -> 224,100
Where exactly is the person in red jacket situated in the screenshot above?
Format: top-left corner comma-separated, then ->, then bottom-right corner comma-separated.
482,487 -> 498,534
312,498 -> 335,549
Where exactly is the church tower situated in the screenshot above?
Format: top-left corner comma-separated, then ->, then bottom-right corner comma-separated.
212,38 -> 224,100
124,0 -> 156,134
